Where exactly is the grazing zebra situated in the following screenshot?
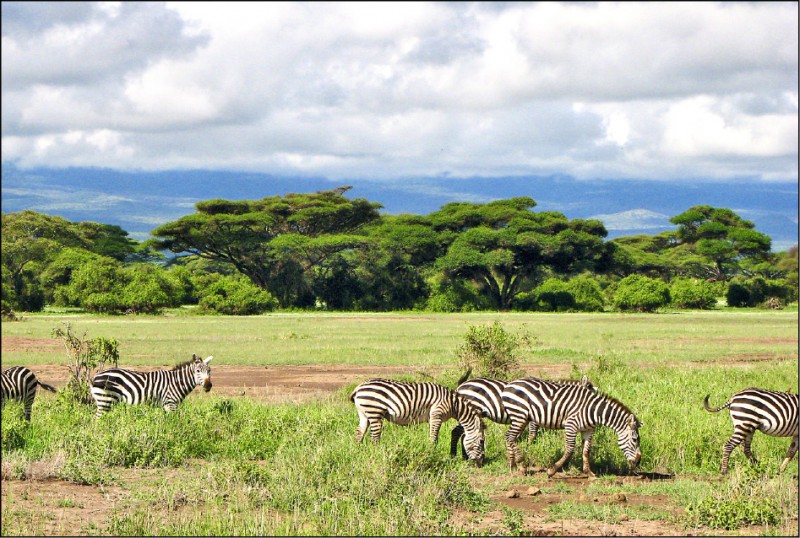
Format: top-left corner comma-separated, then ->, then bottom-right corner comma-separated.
350,378 -> 486,465
502,377 -> 642,476
91,354 -> 213,417
450,375 -> 596,460
1,366 -> 57,420
704,388 -> 799,474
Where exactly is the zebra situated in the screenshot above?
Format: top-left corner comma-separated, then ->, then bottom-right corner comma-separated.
1,366 -> 57,420
502,377 -> 642,477
350,378 -> 486,465
91,354 -> 213,417
450,375 -> 596,460
704,388 -> 799,475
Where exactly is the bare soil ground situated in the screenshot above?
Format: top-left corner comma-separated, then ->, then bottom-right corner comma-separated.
2,336 -> 796,536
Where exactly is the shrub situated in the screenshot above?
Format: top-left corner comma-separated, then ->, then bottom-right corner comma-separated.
197,275 -> 278,315
456,322 -> 526,380
565,275 -> 606,312
726,282 -> 750,307
688,465 -> 783,529
670,277 -> 717,309
532,278 -> 575,312
120,264 -> 182,314
611,274 -> 670,312
52,322 -> 119,404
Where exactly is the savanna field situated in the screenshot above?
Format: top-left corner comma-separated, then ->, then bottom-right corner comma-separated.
1,309 -> 798,536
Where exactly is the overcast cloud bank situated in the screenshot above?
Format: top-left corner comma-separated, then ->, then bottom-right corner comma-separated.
2,2 -> 797,182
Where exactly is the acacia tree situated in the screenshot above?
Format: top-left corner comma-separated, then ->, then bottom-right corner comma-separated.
669,205 -> 771,281
151,187 -> 382,307
432,198 -> 610,310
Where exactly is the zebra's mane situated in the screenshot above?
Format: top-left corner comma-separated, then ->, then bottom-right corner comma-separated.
595,390 -> 634,416
170,358 -> 199,371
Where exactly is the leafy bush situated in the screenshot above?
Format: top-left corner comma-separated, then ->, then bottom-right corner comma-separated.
565,275 -> 606,312
120,264 -> 182,314
611,275 -> 670,312
456,322 -> 526,380
725,282 -> 750,307
688,465 -> 783,529
52,322 -> 119,404
670,277 -> 717,309
726,277 -> 792,308
424,279 -> 487,312
197,275 -> 278,315
532,278 -> 575,312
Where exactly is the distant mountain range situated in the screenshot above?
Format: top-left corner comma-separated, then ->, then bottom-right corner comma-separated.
2,163 -> 797,252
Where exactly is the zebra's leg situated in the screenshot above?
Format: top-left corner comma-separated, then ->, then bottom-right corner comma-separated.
548,423 -> 578,478
528,422 -> 538,443
428,410 -> 444,444
505,419 -> 528,473
720,426 -> 751,475
580,429 -> 596,477
741,431 -> 758,465
368,416 -> 384,443
22,394 -> 34,421
779,435 -> 798,472
450,424 -> 467,459
355,407 -> 370,443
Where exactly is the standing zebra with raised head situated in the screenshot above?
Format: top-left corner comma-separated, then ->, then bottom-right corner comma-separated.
704,387 -> 799,474
91,354 -> 212,417
1,366 -> 57,420
450,375 -> 596,460
502,377 -> 642,477
350,378 -> 485,465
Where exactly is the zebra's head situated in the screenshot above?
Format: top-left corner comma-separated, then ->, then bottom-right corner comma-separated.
459,400 -> 486,466
191,354 -> 213,392
618,414 -> 643,471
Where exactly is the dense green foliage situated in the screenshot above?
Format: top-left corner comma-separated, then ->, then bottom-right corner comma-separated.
2,192 -> 796,315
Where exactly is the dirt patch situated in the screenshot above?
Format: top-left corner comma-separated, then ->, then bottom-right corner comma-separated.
1,478 -> 125,535
2,337 -> 63,354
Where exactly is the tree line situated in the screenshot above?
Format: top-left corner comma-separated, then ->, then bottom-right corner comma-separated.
2,186 -> 797,317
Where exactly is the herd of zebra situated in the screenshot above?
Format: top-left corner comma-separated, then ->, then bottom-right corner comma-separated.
1,358 -> 798,477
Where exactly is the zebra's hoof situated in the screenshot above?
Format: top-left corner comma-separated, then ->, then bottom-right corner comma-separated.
546,468 -> 557,478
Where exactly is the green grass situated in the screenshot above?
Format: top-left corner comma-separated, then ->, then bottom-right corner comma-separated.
2,310 -> 797,368
1,310 -> 798,535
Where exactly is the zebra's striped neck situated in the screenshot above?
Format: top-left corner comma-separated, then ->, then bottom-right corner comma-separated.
169,364 -> 198,399
592,392 -> 636,434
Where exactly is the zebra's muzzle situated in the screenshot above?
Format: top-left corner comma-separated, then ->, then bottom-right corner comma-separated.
203,379 -> 213,392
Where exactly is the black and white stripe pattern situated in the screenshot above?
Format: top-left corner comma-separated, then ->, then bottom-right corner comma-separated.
502,377 -> 642,476
704,387 -> 799,474
350,378 -> 485,465
1,366 -> 57,420
91,354 -> 213,417
450,376 -> 596,459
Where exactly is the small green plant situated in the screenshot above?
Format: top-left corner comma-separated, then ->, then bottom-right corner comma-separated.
456,322 -> 526,380
687,464 -> 784,529
52,322 -> 119,404
501,506 -> 526,536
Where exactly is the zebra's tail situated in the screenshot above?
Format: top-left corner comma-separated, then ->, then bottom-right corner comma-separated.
455,367 -> 473,388
37,381 -> 57,393
703,394 -> 731,413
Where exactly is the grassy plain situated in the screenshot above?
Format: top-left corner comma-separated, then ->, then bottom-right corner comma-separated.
1,309 -> 798,535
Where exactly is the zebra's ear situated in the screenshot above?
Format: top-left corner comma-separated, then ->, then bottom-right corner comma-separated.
628,415 -> 638,428
192,353 -> 198,360
204,355 -> 213,364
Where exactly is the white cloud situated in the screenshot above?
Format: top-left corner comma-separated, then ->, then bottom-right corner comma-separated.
1,2 -> 797,182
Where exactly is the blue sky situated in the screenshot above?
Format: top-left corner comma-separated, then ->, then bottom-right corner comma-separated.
1,2 -> 797,249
